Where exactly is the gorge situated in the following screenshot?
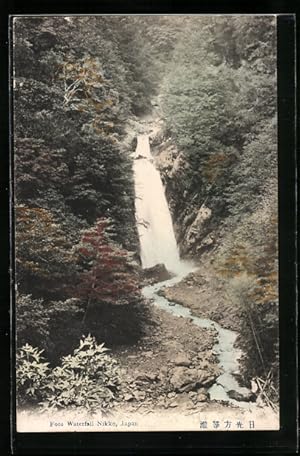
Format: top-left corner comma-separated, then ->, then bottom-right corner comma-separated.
134,131 -> 256,409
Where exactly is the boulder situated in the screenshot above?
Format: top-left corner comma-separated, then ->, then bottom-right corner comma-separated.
173,353 -> 192,367
196,392 -> 208,403
134,373 -> 157,383
167,392 -> 176,399
200,373 -> 216,387
143,350 -> 154,358
227,389 -> 255,402
133,390 -> 146,401
170,367 -> 216,392
142,263 -> 173,284
170,367 -> 195,391
168,401 -> 178,408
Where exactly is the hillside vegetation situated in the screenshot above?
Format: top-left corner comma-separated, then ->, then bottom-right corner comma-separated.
157,16 -> 278,393
14,16 -> 278,408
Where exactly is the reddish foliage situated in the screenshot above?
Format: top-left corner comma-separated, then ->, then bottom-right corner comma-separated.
75,218 -> 140,307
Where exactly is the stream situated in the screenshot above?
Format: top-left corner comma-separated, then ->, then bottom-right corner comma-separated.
134,133 -> 255,409
142,266 -> 255,409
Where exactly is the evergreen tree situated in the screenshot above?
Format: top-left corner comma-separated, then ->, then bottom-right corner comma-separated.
15,205 -> 75,299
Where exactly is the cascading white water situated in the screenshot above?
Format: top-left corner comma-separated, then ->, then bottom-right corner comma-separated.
133,134 -> 183,274
133,133 -> 270,411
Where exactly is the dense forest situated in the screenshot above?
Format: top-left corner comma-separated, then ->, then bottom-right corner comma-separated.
14,16 -> 278,414
158,16 -> 278,390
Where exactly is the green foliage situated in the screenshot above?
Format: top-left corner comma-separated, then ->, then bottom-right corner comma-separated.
226,273 -> 279,398
44,335 -> 122,411
15,205 -> 75,299
17,335 -> 122,412
159,16 -> 278,395
14,17 -> 146,368
16,344 -> 50,406
214,194 -> 279,395
161,16 -> 277,229
16,293 -> 85,364
16,294 -> 50,349
14,16 -> 140,252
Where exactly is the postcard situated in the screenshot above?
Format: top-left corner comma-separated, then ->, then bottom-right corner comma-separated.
12,14 -> 280,433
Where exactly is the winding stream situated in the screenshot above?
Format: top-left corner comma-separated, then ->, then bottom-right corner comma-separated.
134,133 -> 254,409
142,269 -> 255,409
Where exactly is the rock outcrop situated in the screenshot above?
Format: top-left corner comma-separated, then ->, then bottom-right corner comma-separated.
142,263 -> 174,285
170,366 -> 217,392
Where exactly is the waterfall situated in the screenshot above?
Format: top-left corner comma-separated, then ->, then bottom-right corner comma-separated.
135,134 -> 256,410
133,135 -> 183,274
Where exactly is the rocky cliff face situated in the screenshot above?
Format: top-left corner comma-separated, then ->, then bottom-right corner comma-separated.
150,119 -> 215,259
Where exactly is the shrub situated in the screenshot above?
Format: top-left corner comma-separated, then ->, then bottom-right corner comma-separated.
215,199 -> 279,400
44,334 -> 122,411
16,293 -> 85,364
16,335 -> 122,413
16,344 -> 50,406
16,294 -> 50,350
227,273 -> 279,400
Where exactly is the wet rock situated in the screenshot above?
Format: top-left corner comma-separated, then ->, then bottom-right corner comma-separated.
200,373 -> 216,387
142,264 -> 173,284
227,389 -> 255,402
170,367 -> 216,392
173,353 -> 192,367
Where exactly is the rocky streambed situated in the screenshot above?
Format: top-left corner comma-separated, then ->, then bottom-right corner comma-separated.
143,268 -> 255,406
159,265 -> 244,332
113,263 -> 257,416
114,303 -> 223,413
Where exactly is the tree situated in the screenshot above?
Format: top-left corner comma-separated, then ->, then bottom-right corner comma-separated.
16,293 -> 84,364
158,16 -> 278,395
74,218 -> 140,325
15,205 -> 75,299
13,16 -> 140,251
